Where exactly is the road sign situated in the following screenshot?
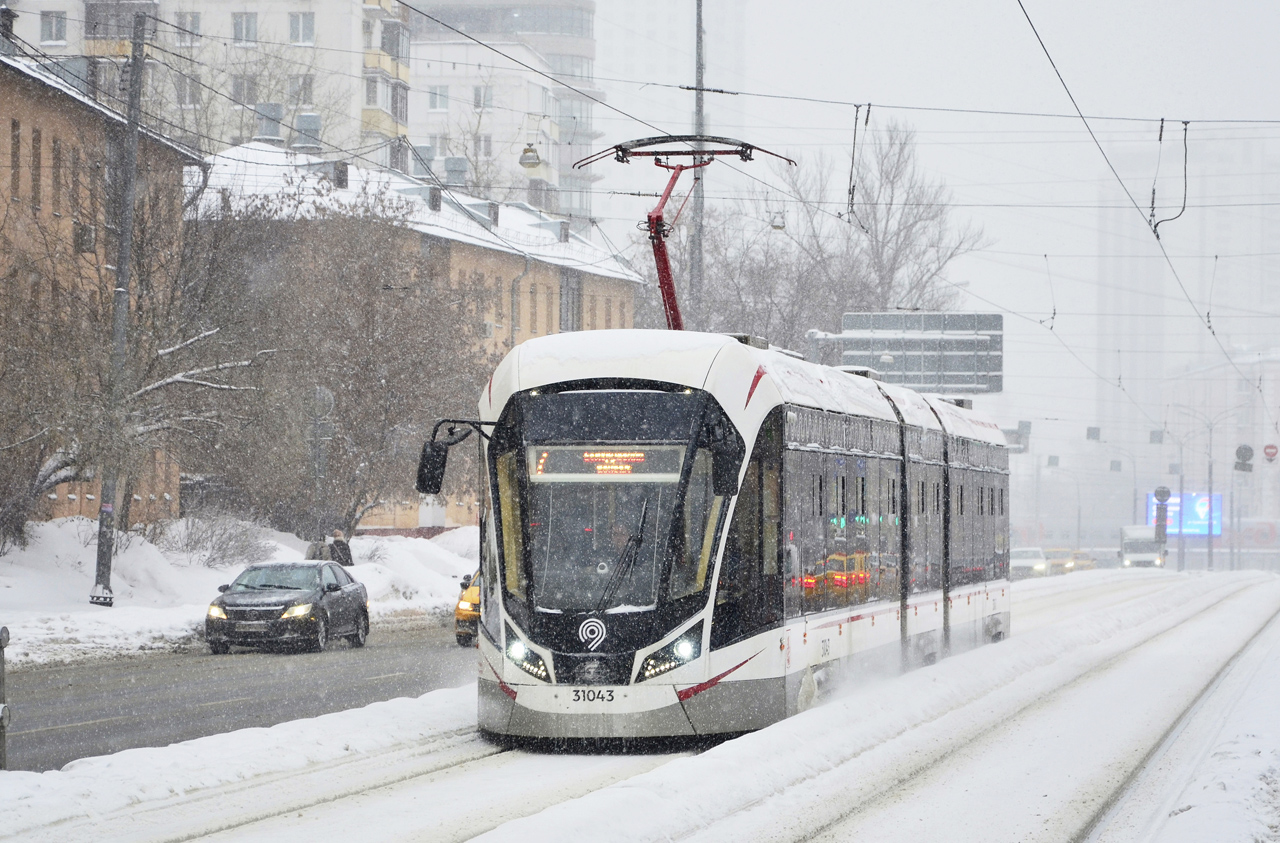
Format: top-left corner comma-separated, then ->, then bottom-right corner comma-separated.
1266,444 -> 1278,462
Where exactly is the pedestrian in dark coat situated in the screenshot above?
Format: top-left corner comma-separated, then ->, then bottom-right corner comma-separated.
331,529 -> 354,566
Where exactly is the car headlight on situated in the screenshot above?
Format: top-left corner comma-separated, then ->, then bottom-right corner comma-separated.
637,622 -> 703,682
505,625 -> 549,680
1033,563 -> 1046,571
281,603 -> 313,619
1123,558 -> 1132,566
457,600 -> 477,611
207,604 -> 227,619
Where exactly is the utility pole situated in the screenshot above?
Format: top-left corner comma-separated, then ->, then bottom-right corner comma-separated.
1207,448 -> 1215,572
1177,447 -> 1185,571
91,13 -> 146,607
689,0 -> 705,327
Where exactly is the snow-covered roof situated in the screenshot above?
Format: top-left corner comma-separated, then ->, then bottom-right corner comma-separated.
0,54 -> 201,164
195,143 -> 642,284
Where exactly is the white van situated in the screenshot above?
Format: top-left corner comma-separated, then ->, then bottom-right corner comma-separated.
1010,547 -> 1048,579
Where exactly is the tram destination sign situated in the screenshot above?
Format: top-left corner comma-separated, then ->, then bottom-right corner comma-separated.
528,446 -> 685,482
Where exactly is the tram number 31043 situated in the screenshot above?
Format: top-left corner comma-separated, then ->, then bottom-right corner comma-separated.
571,689 -> 616,703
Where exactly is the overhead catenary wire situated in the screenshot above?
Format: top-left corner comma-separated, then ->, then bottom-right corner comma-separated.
1014,0 -> 1280,435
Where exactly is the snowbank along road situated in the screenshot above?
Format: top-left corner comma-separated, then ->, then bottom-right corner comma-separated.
3,569 -> 1277,843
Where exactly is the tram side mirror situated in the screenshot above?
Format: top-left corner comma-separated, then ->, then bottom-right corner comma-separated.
416,440 -> 449,494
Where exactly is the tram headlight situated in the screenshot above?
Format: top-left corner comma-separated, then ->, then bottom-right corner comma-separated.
504,625 -> 549,681
637,622 -> 703,682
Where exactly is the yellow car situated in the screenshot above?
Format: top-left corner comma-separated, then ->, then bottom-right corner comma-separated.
455,570 -> 480,647
1070,550 -> 1096,571
1044,548 -> 1074,575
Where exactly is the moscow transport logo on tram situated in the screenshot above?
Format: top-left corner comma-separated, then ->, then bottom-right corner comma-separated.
578,617 -> 607,650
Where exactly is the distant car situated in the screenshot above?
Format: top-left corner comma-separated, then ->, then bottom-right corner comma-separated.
1009,547 -> 1048,579
206,561 -> 369,654
455,570 -> 480,646
1070,550 -> 1096,571
1044,547 -> 1074,575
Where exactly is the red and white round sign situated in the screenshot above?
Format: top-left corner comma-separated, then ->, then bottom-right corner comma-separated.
1265,444 -> 1278,462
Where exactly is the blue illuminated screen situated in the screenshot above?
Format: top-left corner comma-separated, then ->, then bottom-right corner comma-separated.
1146,493 -> 1222,536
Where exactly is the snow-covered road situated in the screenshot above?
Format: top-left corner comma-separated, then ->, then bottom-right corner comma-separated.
4,570 -> 1277,843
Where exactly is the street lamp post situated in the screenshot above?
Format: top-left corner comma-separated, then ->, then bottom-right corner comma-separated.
1173,403 -> 1244,572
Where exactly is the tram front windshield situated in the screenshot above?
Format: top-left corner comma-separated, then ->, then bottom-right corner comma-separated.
493,390 -> 729,616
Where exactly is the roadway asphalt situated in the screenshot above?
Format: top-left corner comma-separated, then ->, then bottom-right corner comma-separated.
2,623 -> 479,772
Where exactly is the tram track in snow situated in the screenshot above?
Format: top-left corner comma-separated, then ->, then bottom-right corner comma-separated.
13,725 -> 505,843
778,574 -> 1280,843
462,572 -> 1280,843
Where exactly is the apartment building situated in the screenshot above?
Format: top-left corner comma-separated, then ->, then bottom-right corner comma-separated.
0,30 -> 199,525
410,0 -> 601,225
12,0 -> 412,166
408,38 -> 561,210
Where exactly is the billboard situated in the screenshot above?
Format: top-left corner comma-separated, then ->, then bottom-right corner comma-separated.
824,312 -> 1004,394
1146,493 -> 1223,536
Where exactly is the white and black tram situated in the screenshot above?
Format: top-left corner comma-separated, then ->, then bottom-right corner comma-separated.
418,329 -> 1009,739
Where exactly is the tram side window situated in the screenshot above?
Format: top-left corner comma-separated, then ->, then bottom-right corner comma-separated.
670,449 -> 723,600
495,450 -> 526,601
479,447 -> 501,640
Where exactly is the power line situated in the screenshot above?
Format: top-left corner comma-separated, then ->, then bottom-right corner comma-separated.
1015,0 -> 1280,435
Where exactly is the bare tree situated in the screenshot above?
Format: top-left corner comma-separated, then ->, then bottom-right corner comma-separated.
184,179 -> 495,539
0,124 -> 272,551
849,123 -> 983,313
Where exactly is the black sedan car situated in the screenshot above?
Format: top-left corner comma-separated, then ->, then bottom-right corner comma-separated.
206,561 -> 369,654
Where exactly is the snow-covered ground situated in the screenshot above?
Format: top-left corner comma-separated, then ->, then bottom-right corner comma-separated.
0,518 -> 478,665
2,569 -> 1278,843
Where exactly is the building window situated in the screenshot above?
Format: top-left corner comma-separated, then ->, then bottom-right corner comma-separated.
30,129 -> 41,211
175,11 -> 199,45
10,120 -> 20,200
392,83 -> 409,123
427,86 -> 448,110
473,134 -> 492,158
176,73 -> 201,107
231,75 -> 258,106
51,138 -> 62,214
511,280 -> 521,331
619,300 -> 626,328
365,76 -> 378,107
232,13 -> 257,45
428,134 -> 450,156
289,12 -> 315,44
529,284 -> 538,335
546,288 -> 555,333
69,147 -> 80,215
86,3 -> 158,40
604,297 -> 612,328
473,85 -> 493,110
588,295 -> 597,329
380,21 -> 408,63
363,19 -> 373,49
288,74 -> 313,105
547,54 -> 593,82
41,11 -> 67,44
